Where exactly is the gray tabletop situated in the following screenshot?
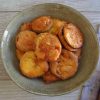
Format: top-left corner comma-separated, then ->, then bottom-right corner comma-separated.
0,0 -> 100,100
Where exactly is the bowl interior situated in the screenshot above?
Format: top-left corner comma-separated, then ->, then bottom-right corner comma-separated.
1,3 -> 99,95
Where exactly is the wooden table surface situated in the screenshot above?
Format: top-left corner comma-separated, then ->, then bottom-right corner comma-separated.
0,0 -> 100,100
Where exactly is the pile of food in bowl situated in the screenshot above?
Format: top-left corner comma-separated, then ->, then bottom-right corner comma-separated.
15,16 -> 83,84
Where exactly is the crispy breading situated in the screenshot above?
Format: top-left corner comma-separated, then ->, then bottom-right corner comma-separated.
43,71 -> 60,83
58,26 -> 77,51
16,30 -> 37,52
73,49 -> 82,59
16,49 -> 25,60
35,33 -> 62,61
50,49 -> 78,80
20,51 -> 49,78
64,23 -> 83,48
32,16 -> 53,33
48,19 -> 65,35
20,22 -> 32,31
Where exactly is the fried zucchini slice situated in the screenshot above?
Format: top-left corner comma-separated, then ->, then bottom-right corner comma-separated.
32,16 -> 53,33
20,51 -> 49,78
16,30 -> 37,52
50,49 -> 78,80
64,23 -> 83,48
35,33 -> 62,61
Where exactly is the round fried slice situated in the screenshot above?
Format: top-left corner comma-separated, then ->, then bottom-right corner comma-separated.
20,51 -> 49,78
64,23 -> 83,48
58,26 -> 77,51
20,22 -> 32,31
16,31 -> 37,52
32,16 -> 53,33
50,49 -> 78,80
48,19 -> 65,35
16,49 -> 25,60
43,71 -> 60,83
35,33 -> 62,61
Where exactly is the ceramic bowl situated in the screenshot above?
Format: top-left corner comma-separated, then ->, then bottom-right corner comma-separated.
1,3 -> 99,95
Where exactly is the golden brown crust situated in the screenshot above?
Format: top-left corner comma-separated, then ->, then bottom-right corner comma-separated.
16,49 -> 25,60
20,51 -> 49,78
15,16 -> 84,83
50,49 -> 78,80
64,23 -> 83,48
58,25 -> 78,51
48,19 -> 65,35
35,33 -> 62,61
16,31 -> 37,52
20,22 -> 32,31
43,71 -> 60,83
32,16 -> 53,33
72,49 -> 82,59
